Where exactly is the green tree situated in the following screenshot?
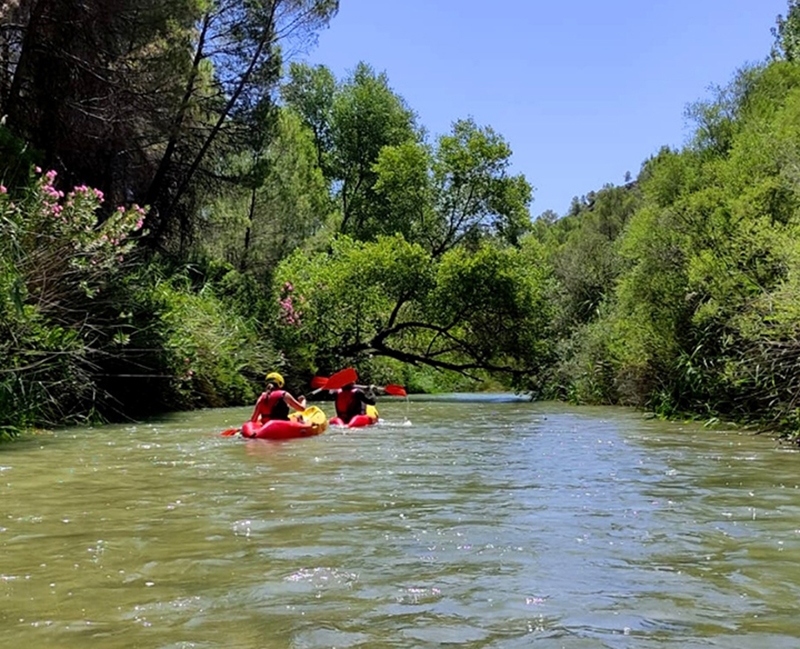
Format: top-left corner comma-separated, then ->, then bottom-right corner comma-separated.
272,234 -> 553,386
281,62 -> 336,171
330,62 -> 419,237
199,108 -> 332,283
372,119 -> 534,255
428,119 -> 533,255
283,61 -> 420,239
0,0 -> 339,251
773,0 -> 800,61
549,184 -> 640,328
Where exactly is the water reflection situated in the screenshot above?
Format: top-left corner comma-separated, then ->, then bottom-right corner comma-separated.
1,400 -> 799,647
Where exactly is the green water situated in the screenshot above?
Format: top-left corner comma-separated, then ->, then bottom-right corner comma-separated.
2,397 -> 800,648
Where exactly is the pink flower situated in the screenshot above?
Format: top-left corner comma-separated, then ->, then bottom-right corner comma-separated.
0,185 -> 6,194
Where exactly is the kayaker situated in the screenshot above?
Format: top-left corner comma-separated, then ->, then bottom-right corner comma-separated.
250,372 -> 307,423
333,382 -> 376,425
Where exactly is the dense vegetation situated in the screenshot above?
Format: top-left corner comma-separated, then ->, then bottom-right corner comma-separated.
4,1 -> 800,441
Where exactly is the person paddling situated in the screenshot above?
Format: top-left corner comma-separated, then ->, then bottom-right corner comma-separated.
333,381 -> 376,425
249,372 -> 307,425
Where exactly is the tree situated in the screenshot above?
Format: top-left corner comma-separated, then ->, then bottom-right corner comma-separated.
272,234 -> 554,386
0,0 -> 340,250
371,119 -> 534,256
143,0 -> 340,249
427,119 -> 533,255
2,0 -> 201,203
281,61 -> 336,171
329,62 -> 419,236
371,140 -> 435,243
773,0 -> 800,61
199,108 -> 331,281
550,184 -> 641,328
282,61 -> 420,239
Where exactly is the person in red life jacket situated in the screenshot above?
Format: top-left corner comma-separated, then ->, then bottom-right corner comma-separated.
249,372 -> 307,426
333,382 -> 376,425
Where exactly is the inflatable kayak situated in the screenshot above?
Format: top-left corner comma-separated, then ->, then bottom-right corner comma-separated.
241,406 -> 328,440
330,405 -> 379,428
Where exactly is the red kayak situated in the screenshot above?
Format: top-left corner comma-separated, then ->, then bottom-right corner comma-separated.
240,406 -> 328,440
330,405 -> 379,428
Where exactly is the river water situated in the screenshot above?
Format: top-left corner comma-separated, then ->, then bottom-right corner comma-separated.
2,396 -> 800,648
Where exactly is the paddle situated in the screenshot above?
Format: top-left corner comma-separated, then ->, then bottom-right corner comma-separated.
311,372 -> 407,397
310,376 -> 328,390
220,427 -> 240,437
310,367 -> 358,394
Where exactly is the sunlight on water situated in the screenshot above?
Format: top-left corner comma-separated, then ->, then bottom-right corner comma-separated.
2,399 -> 800,647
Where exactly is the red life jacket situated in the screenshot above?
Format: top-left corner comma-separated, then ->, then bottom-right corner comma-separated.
335,388 -> 363,424
257,389 -> 289,421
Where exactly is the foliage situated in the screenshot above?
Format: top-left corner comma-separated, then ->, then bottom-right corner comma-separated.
329,62 -> 420,238
272,234 -> 554,388
540,47 -> 800,437
546,183 -> 641,329
1,0 -> 340,253
429,118 -> 533,253
0,168 -> 146,429
282,61 -> 421,240
372,119 -> 534,255
773,0 -> 800,61
281,62 -> 337,171
100,270 -> 280,415
198,108 -> 332,283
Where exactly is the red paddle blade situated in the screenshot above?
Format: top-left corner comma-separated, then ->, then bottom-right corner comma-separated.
325,367 -> 358,390
220,427 -> 240,437
310,376 -> 328,389
384,384 -> 407,397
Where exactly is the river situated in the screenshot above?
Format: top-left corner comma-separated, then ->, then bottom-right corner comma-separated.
2,396 -> 800,648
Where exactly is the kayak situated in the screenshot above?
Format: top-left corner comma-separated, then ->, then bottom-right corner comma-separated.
330,404 -> 379,428
240,406 -> 328,440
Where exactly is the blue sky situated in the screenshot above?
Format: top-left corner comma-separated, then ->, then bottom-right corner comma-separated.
300,0 -> 789,217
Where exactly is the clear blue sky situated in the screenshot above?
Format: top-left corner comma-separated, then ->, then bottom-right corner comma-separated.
300,0 -> 789,217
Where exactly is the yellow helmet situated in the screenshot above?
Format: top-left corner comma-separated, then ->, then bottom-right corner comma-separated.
265,371 -> 285,388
